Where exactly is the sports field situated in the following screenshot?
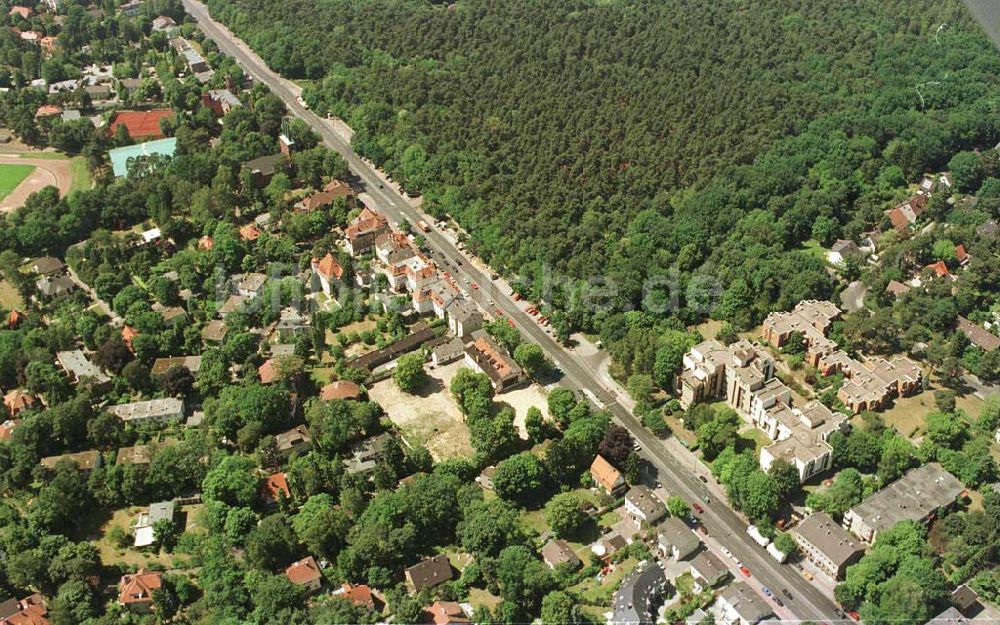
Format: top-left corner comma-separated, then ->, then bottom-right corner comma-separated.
0,164 -> 35,202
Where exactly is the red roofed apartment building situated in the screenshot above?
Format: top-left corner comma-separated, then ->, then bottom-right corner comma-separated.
108,109 -> 175,141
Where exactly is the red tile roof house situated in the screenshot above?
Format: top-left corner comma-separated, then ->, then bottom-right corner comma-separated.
295,180 -> 353,212
0,593 -> 48,625
955,244 -> 970,266
924,260 -> 955,281
118,569 -> 162,613
7,310 -> 25,329
107,109 -> 175,141
590,454 -> 626,495
333,583 -> 377,611
0,419 -> 23,441
320,380 -> 362,401
34,104 -> 63,120
258,358 -> 279,384
239,224 -> 261,241
260,471 -> 291,505
311,252 -> 344,296
424,601 -> 470,625
121,325 -> 140,352
284,556 -> 323,593
4,389 -> 38,417
884,194 -> 928,231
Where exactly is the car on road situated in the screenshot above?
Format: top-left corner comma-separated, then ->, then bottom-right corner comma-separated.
762,587 -> 772,598
773,597 -> 784,608
781,589 -> 792,600
632,440 -> 641,452
692,503 -> 704,514
697,525 -> 708,536
471,283 -> 478,289
739,566 -> 751,577
698,475 -> 708,483
702,495 -> 711,504
802,571 -> 814,581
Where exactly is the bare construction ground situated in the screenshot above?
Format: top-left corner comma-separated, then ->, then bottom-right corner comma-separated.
369,360 -> 474,461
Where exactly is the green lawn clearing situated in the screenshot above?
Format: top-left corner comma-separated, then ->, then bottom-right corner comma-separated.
0,164 -> 35,201
18,151 -> 63,160
0,280 -> 24,310
68,156 -> 92,192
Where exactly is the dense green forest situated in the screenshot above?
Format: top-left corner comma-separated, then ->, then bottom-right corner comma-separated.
204,0 -> 1000,332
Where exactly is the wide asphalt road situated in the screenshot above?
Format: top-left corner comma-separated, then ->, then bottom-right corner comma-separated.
183,0 -> 842,620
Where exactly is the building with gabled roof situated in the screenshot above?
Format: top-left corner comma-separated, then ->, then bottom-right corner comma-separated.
541,539 -> 582,571
311,253 -> 344,296
344,206 -> 390,256
274,425 -> 312,460
202,89 -> 241,116
260,472 -> 290,505
4,390 -> 38,417
717,581 -> 772,625
320,380 -> 362,401
957,316 -> 1000,352
243,154 -> 287,188
624,485 -> 667,525
793,512 -> 864,579
284,556 -> 323,592
118,569 -> 162,612
689,550 -> 728,592
657,516 -> 700,561
424,601 -> 470,625
404,554 -> 452,593
463,331 -> 523,392
590,454 -> 625,495
333,583 -> 376,610
0,593 -> 48,625
612,561 -> 668,625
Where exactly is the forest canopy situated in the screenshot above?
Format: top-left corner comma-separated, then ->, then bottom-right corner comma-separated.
205,0 -> 1000,330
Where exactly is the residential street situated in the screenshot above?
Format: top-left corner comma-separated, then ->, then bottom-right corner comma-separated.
182,0 -> 842,619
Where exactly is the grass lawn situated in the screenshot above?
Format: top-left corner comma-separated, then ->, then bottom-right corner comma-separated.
0,280 -> 24,310
800,239 -> 828,262
0,164 -> 35,201
571,556 -> 637,605
664,414 -> 698,448
467,588 -> 502,611
739,428 -> 772,457
68,156 -> 92,192
18,151 -> 66,160
310,367 -> 336,386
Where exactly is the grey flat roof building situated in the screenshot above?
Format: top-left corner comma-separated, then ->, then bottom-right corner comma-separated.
108,398 -> 184,423
845,463 -> 964,543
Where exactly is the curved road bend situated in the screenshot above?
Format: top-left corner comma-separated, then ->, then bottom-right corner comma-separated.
182,0 -> 841,620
